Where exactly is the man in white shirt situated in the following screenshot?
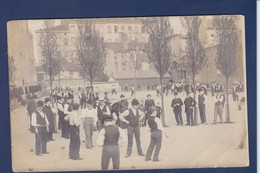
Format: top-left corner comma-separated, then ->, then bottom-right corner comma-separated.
214,91 -> 225,123
119,99 -> 145,158
65,103 -> 83,160
81,100 -> 97,149
145,108 -> 166,162
97,99 -> 111,131
31,100 -> 49,156
96,116 -> 127,170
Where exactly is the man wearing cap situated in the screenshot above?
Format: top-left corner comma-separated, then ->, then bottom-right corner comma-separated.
145,107 -> 166,162
81,100 -> 98,149
144,94 -> 155,126
96,116 -> 127,170
119,99 -> 145,157
184,91 -> 196,126
63,96 -> 73,139
64,103 -> 83,160
97,99 -> 111,131
42,98 -> 56,141
171,92 -> 184,126
198,88 -> 207,124
31,100 -> 49,156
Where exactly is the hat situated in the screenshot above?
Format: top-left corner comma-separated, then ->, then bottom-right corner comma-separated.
147,94 -> 151,97
174,92 -> 178,96
101,116 -> 114,125
72,103 -> 80,110
45,98 -> 51,103
120,94 -> 125,98
37,100 -> 44,107
132,99 -> 139,106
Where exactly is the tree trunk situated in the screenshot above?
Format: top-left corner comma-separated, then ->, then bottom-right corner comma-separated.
58,72 -> 61,88
225,76 -> 230,122
50,78 -> 54,108
160,76 -> 166,127
192,76 -> 197,125
134,70 -> 137,98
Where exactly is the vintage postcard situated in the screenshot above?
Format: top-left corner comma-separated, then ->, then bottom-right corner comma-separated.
8,15 -> 248,172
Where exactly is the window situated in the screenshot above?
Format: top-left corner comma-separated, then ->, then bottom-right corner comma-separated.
114,26 -> 118,33
107,26 -> 112,33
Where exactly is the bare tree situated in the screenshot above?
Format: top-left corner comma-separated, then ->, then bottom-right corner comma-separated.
128,41 -> 143,98
182,16 -> 207,125
40,21 -> 61,105
213,15 -> 239,123
143,17 -> 173,127
76,19 -> 106,101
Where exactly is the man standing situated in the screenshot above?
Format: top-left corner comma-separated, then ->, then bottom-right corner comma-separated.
145,108 -> 166,162
64,103 -> 83,160
97,99 -> 111,131
31,100 -> 49,156
171,92 -> 183,126
96,116 -> 127,170
63,96 -> 73,139
81,90 -> 87,109
144,94 -> 155,126
81,100 -> 97,149
42,98 -> 56,141
214,92 -> 225,124
184,91 -> 196,126
27,96 -> 36,133
119,99 -> 145,157
198,88 -> 207,124
57,96 -> 64,131
115,94 -> 129,129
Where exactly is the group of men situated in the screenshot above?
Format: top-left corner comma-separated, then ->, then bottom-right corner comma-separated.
29,90 -> 166,170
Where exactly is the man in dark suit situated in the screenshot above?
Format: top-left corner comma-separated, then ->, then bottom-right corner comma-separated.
42,98 -> 56,141
171,92 -> 183,126
184,91 -> 196,126
144,94 -> 155,126
198,88 -> 206,124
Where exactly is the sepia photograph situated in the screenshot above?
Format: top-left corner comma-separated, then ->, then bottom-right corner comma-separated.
7,15 -> 248,172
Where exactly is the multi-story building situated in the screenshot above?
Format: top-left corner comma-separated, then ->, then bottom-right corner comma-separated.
7,20 -> 37,87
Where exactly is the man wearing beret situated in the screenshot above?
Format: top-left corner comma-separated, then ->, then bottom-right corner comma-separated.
96,116 -> 127,170
65,103 -> 83,160
171,92 -> 184,126
184,91 -> 196,126
42,98 -> 56,141
31,100 -> 49,156
119,99 -> 145,157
